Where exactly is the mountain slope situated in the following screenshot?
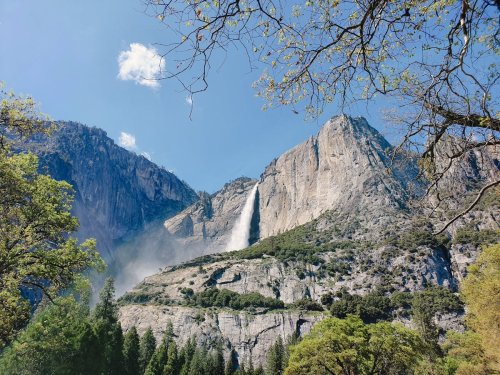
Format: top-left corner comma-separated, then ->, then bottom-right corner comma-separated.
257,115 -> 417,238
24,121 -> 199,260
165,115 -> 419,250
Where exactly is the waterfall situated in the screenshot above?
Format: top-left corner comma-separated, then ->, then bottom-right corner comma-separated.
226,183 -> 259,251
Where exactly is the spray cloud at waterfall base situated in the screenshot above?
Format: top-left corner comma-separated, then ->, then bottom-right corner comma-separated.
226,183 -> 259,251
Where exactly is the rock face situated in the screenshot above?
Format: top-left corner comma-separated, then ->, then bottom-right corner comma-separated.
164,177 -> 258,254
257,115 -> 415,238
119,305 -> 323,367
25,122 -> 198,260
118,235 -> 462,366
165,115 -> 418,249
117,114 -> 498,368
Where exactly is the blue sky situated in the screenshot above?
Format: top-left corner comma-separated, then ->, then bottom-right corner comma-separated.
0,0 -> 394,192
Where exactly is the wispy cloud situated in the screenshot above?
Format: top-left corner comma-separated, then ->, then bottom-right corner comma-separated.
118,132 -> 137,150
117,43 -> 164,88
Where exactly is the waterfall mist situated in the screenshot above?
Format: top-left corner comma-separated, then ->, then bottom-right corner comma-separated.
226,183 -> 259,251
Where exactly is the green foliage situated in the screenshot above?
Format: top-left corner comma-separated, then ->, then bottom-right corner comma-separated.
124,326 -> 141,375
290,298 -> 324,312
224,215 -> 368,264
0,294 -> 92,375
188,288 -> 284,310
326,287 -> 463,328
460,244 -> 500,373
139,327 -> 157,373
285,316 -> 426,375
391,228 -> 450,252
266,336 -> 286,375
0,89 -> 104,348
92,278 -> 125,374
453,228 -> 500,247
329,291 -> 392,324
118,290 -> 170,305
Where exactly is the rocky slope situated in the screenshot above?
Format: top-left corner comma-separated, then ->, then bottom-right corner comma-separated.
24,121 -> 199,260
117,221 -> 478,366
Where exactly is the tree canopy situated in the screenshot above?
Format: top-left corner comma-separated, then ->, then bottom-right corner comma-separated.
0,87 -> 104,348
460,243 -> 500,372
284,315 -> 426,375
145,0 -> 499,219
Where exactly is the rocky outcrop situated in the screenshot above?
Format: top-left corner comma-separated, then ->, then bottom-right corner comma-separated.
257,115 -> 416,238
164,177 -> 258,254
118,234 -> 462,366
24,122 -> 198,259
119,305 -> 323,367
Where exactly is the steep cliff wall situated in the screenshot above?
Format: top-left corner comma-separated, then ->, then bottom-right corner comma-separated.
164,177 -> 258,254
25,121 -> 199,259
164,115 -> 418,249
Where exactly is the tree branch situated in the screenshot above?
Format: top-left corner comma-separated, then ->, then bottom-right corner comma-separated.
434,179 -> 500,234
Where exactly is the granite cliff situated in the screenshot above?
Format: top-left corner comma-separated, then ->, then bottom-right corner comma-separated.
24,121 -> 199,260
164,115 -> 419,251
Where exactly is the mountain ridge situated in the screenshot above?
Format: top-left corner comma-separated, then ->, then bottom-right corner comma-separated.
22,121 -> 199,260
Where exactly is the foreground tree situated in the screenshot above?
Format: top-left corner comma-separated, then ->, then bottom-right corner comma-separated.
266,336 -> 286,375
0,279 -> 101,375
456,243 -> 500,373
93,278 -> 125,375
0,87 -> 103,348
145,0 -> 499,221
284,315 -> 425,375
139,327 -> 157,373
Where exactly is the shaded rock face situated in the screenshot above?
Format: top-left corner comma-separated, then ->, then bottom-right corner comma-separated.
26,122 -> 198,260
164,177 -> 258,254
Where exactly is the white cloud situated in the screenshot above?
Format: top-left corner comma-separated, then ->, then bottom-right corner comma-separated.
185,95 -> 193,106
118,132 -> 137,151
117,43 -> 164,88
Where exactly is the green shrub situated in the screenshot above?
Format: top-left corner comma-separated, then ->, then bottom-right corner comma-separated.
188,288 -> 284,310
453,228 -> 500,247
291,298 -> 324,311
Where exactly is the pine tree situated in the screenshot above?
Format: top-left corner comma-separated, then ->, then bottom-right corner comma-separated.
163,340 -> 178,375
140,328 -> 157,374
179,337 -> 197,375
213,345 -> 225,375
188,348 -> 206,375
164,321 -> 174,345
92,278 -> 125,374
145,341 -> 168,375
75,321 -> 101,375
123,326 -> 141,375
266,336 -> 285,375
110,322 -> 125,375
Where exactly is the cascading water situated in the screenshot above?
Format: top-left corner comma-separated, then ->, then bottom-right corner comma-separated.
226,183 -> 259,251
